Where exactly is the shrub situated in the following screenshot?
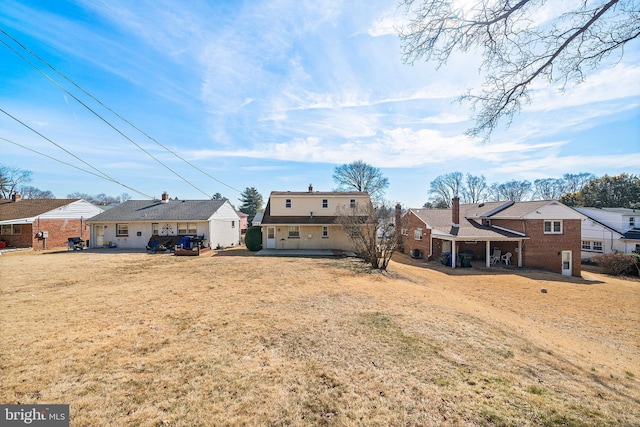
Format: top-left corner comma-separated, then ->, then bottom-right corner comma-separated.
244,226 -> 262,251
592,253 -> 637,276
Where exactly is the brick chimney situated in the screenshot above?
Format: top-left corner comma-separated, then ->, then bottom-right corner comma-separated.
452,196 -> 460,227
11,193 -> 22,202
161,192 -> 169,203
308,184 -> 313,192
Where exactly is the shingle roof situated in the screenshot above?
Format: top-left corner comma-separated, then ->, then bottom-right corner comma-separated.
87,199 -> 227,222
407,207 -> 524,240
0,199 -> 81,221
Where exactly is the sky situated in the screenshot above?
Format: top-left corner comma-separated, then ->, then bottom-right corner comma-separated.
1,0 -> 639,208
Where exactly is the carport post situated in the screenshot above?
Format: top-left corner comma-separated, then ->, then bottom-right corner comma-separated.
486,241 -> 491,268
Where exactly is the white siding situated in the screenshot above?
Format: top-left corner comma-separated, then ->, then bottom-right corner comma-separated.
522,202 -> 583,220
208,201 -> 241,248
40,200 -> 104,219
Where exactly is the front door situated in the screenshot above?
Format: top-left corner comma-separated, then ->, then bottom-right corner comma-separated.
95,225 -> 104,247
266,227 -> 276,249
561,250 -> 572,276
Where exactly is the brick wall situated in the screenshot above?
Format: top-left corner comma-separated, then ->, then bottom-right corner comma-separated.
401,212 -> 432,259
493,218 -> 582,276
1,218 -> 91,250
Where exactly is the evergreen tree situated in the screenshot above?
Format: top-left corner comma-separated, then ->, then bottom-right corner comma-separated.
238,187 -> 263,223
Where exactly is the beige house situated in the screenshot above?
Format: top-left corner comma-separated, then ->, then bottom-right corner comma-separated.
260,186 -> 372,251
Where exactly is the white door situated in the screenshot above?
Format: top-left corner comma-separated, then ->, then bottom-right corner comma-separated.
95,225 -> 104,247
561,250 -> 572,276
266,227 -> 276,249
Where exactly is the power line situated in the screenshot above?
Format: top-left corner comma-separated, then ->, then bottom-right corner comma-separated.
0,28 -> 243,195
0,111 -> 154,199
0,136 -> 154,199
0,36 -> 215,199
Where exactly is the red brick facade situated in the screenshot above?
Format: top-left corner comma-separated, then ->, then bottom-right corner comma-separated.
401,211 -> 582,276
1,218 -> 90,250
400,211 -> 432,259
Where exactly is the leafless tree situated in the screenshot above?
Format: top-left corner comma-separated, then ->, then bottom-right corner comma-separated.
336,200 -> 399,270
489,180 -> 532,201
533,178 -> 566,200
463,173 -> 488,203
399,0 -> 640,140
429,172 -> 464,207
18,186 -> 55,199
0,165 -> 32,198
333,160 -> 389,202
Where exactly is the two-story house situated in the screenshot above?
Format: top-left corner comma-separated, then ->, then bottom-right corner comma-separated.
574,206 -> 640,259
401,198 -> 583,276
260,185 -> 372,252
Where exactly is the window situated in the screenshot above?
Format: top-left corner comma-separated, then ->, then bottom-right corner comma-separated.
285,199 -> 292,208
350,199 -> 356,208
152,223 -> 159,235
288,226 -> 300,238
630,217 -> 636,228
581,240 -> 603,252
322,226 -> 329,238
116,224 -> 129,236
544,220 -> 562,234
232,221 -> 235,228
401,229 -> 408,236
178,223 -> 197,234
414,228 -> 423,240
0,224 -> 21,235
322,199 -> 328,209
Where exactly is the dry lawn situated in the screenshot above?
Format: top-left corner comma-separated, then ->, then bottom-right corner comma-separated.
0,248 -> 638,426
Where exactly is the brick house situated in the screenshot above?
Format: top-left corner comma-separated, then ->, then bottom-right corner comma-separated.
260,185 -> 373,251
400,198 -> 583,276
0,193 -> 104,250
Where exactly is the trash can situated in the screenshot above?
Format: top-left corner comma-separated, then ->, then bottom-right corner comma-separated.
441,252 -> 451,266
458,253 -> 473,268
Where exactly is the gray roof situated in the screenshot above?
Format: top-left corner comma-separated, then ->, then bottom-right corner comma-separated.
408,208 -> 524,240
87,199 -> 228,222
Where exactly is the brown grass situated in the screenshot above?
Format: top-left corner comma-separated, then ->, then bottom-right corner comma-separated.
1,248 -> 638,426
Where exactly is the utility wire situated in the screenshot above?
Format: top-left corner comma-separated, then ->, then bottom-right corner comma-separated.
0,28 -> 243,195
0,111 -> 154,199
0,136 -> 154,199
0,36 -> 212,199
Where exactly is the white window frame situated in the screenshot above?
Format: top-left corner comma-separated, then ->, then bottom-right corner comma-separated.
288,226 -> 300,238
544,220 -> 562,234
630,217 -> 636,228
322,199 -> 328,209
285,199 -> 292,208
322,226 -> 329,238
350,199 -> 356,209
178,223 -> 197,234
151,223 -> 159,235
414,228 -> 423,240
116,223 -> 129,237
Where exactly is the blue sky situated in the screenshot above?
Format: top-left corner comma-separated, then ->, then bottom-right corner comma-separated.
1,0 -> 638,208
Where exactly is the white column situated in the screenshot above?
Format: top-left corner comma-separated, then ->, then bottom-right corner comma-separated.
518,240 -> 523,267
451,240 -> 457,268
486,241 -> 491,268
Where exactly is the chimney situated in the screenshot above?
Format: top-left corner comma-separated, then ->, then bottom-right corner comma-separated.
308,183 -> 313,192
452,197 -> 460,227
11,193 -> 22,202
161,192 -> 169,203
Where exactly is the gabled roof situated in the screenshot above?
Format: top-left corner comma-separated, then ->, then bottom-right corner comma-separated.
269,191 -> 368,197
484,200 -> 558,219
0,199 -> 81,221
406,207 -> 524,240
260,199 -> 373,225
87,199 -> 228,222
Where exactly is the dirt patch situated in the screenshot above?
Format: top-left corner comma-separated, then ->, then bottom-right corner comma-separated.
1,248 -> 638,426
